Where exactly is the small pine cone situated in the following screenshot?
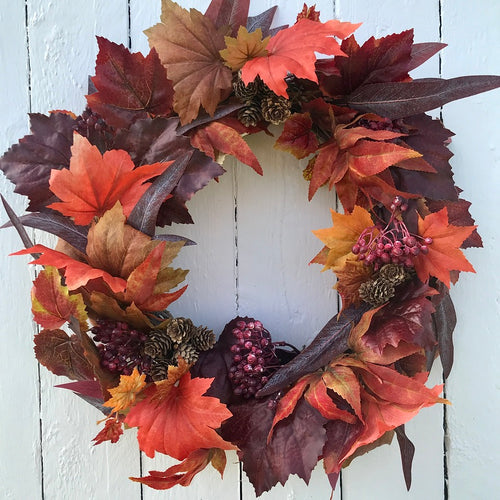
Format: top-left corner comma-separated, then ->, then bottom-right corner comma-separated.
174,343 -> 199,365
233,79 -> 260,101
191,327 -> 216,352
238,103 -> 262,127
165,317 -> 196,343
149,358 -> 172,382
143,329 -> 173,359
359,278 -> 395,306
379,264 -> 412,286
261,94 -> 292,125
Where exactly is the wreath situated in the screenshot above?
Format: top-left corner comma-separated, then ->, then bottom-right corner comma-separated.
1,0 -> 499,496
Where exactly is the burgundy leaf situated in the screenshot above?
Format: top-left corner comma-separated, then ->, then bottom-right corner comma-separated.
431,283 -> 456,379
395,425 -> 415,491
56,380 -> 103,400
221,397 -> 327,496
0,113 -> 75,211
127,151 -> 192,236
205,0 -> 250,36
258,304 -> 370,397
408,42 -> 446,72
176,102 -> 244,135
347,75 -> 500,119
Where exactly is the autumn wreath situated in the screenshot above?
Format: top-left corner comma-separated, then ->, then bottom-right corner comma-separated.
1,0 -> 499,496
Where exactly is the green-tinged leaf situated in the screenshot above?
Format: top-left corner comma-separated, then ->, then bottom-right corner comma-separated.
348,76 -> 500,118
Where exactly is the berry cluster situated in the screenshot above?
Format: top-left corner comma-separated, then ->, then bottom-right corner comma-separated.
91,320 -> 152,376
228,319 -> 280,398
352,197 -> 433,270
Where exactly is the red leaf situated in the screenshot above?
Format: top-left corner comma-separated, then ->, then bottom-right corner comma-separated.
93,417 -> 124,445
48,134 -> 171,226
87,38 -> 174,128
241,18 -> 360,97
125,372 -> 234,460
415,207 -> 476,287
274,112 -> 319,159
190,121 -> 262,175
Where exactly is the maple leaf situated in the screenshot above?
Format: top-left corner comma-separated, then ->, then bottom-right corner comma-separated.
241,18 -> 360,97
414,207 -> 476,287
87,38 -> 174,129
34,328 -> 95,381
31,266 -> 88,330
190,121 -> 262,174
48,134 -> 171,226
220,26 -> 270,71
130,448 -> 226,489
334,260 -> 373,310
125,371 -> 234,460
93,417 -> 124,445
103,367 -> 147,413
146,0 -> 233,124
0,112 -> 75,211
312,205 -> 375,271
274,112 -> 319,159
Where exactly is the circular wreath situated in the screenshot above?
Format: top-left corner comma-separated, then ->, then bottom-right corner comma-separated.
1,0 -> 499,496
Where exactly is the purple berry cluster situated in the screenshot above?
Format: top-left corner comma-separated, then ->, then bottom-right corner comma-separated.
228,319 -> 279,398
91,320 -> 152,376
352,197 -> 433,270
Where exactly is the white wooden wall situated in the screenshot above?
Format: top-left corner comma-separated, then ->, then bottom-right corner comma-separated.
1,1 -> 498,499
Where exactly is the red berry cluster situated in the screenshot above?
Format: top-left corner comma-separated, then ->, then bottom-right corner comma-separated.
91,320 -> 152,376
228,319 -> 280,398
352,197 -> 433,270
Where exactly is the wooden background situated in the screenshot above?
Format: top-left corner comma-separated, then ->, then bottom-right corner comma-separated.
1,1 -> 498,499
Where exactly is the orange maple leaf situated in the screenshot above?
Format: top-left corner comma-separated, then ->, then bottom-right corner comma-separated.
220,27 -> 270,71
241,18 -> 360,97
312,205 -> 375,271
130,448 -> 226,490
125,370 -> 235,460
414,207 -> 476,287
104,367 -> 147,413
48,134 -> 171,226
93,416 -> 124,445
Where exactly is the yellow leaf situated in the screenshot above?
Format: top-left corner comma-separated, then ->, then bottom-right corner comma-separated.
104,367 -> 147,413
220,27 -> 270,71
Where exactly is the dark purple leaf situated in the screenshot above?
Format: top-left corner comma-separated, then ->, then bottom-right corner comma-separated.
127,151 -> 192,236
1,195 -> 36,255
258,304 -> 370,397
153,233 -> 196,246
408,42 -> 446,72
246,6 -> 282,37
0,113 -> 75,211
221,397 -> 327,496
5,211 -> 88,253
431,282 -> 456,379
393,113 -> 458,201
347,75 -> 500,119
395,425 -> 415,491
205,0 -> 250,36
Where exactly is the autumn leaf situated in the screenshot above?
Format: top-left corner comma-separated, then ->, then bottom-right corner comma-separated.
241,18 -> 360,97
220,26 -> 270,71
190,121 -> 262,174
334,260 -> 373,310
146,0 -> 233,124
86,38 -> 174,129
93,417 -> 124,445
34,328 -> 95,381
48,134 -> 172,226
31,266 -> 88,330
414,207 -> 476,287
103,367 -> 147,413
130,448 -> 226,489
274,112 -> 319,159
125,371 -> 234,460
312,205 -> 375,270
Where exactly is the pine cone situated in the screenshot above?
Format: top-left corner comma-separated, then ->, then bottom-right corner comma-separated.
378,264 -> 412,286
261,94 -> 292,125
143,329 -> 173,358
174,343 -> 199,364
359,278 -> 395,306
149,358 -> 172,382
233,78 -> 260,101
191,327 -> 216,351
165,317 -> 196,343
238,103 -> 262,127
